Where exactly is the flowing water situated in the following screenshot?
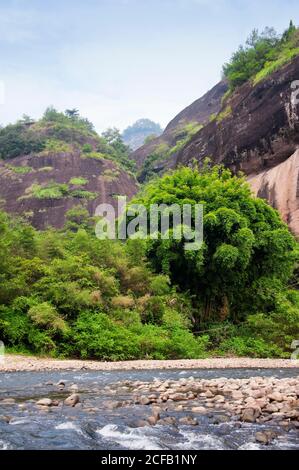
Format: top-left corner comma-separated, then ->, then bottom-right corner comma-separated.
0,368 -> 298,450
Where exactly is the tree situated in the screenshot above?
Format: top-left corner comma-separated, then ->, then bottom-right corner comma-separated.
132,163 -> 296,325
65,109 -> 80,119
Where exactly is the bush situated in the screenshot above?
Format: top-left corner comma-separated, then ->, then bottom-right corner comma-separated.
28,302 -> 68,334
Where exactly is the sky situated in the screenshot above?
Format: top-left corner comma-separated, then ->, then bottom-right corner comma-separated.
0,0 -> 298,133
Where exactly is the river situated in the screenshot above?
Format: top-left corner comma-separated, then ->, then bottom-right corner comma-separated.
0,368 -> 298,450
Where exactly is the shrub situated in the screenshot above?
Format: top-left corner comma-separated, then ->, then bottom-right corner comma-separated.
28,302 -> 68,334
69,177 -> 89,186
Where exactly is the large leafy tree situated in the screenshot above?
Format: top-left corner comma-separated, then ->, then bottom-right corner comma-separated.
132,163 -> 296,324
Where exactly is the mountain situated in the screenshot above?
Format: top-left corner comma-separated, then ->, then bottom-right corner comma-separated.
0,109 -> 138,229
122,119 -> 163,151
130,81 -> 228,180
130,26 -> 299,236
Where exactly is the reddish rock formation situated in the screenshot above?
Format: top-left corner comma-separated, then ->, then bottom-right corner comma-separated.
130,81 -> 228,169
176,56 -> 299,174
0,151 -> 138,229
248,150 -> 299,237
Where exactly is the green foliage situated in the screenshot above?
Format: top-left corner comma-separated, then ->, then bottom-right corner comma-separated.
132,163 -> 296,325
20,181 -> 96,201
223,23 -> 299,90
28,302 -> 68,334
0,123 -> 45,160
0,211 -> 205,359
69,177 -> 89,186
70,189 -> 97,200
216,106 -> 232,123
41,139 -> 72,154
82,143 -> 93,153
7,165 -> 33,174
22,182 -> 69,200
0,157 -> 297,359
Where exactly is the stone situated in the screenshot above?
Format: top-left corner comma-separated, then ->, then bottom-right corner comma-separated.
69,384 -> 79,392
179,416 -> 198,426
139,396 -> 151,406
212,415 -> 230,424
265,404 -> 279,413
36,398 -> 52,407
251,390 -> 266,399
268,392 -> 283,402
169,393 -> 188,402
104,401 -> 122,410
64,394 -> 80,407
148,415 -> 159,426
0,398 -> 16,405
152,407 -> 162,418
192,406 -> 207,414
0,415 -> 11,424
132,420 -> 148,428
241,407 -> 261,423
231,391 -> 244,400
159,416 -> 177,426
213,395 -> 225,403
255,431 -> 278,445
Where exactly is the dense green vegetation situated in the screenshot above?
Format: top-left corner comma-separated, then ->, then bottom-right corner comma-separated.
0,209 -> 207,359
131,163 -> 299,357
223,21 -> 299,90
0,108 -> 136,174
1,164 -> 298,359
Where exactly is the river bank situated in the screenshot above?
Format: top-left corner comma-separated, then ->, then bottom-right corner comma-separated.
0,355 -> 298,372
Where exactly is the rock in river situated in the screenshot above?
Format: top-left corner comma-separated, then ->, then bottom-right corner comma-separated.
36,398 -> 52,407
64,394 -> 80,407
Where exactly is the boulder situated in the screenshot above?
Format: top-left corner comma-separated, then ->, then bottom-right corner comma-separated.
64,394 -> 80,407
255,431 -> 278,445
268,392 -> 283,402
179,416 -> 198,426
192,406 -> 207,414
36,398 -> 52,407
139,396 -> 151,406
0,398 -> 16,405
168,393 -> 188,402
241,407 -> 261,423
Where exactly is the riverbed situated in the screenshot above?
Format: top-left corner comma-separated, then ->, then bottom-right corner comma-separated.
0,368 -> 298,450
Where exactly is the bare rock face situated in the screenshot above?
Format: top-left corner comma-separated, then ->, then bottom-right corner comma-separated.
0,151 -> 138,229
177,56 -> 299,174
248,150 -> 299,237
130,81 -> 228,169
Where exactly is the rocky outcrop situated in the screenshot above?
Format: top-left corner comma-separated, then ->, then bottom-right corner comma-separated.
130,81 -> 228,169
176,56 -> 299,174
248,150 -> 299,236
0,152 -> 138,229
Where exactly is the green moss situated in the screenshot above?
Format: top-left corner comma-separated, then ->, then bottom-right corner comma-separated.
70,189 -> 97,200
7,165 -> 33,174
216,106 -> 232,123
81,152 -> 106,160
102,168 -> 120,182
39,139 -> 72,155
37,167 -> 53,173
69,177 -> 89,186
20,182 -> 69,200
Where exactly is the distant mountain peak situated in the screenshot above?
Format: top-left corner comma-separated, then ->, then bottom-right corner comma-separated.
122,119 -> 163,151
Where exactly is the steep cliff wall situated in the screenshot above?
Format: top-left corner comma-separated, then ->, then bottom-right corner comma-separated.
248,150 -> 299,237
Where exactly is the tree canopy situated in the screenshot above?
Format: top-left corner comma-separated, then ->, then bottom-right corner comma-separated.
132,163 -> 296,324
